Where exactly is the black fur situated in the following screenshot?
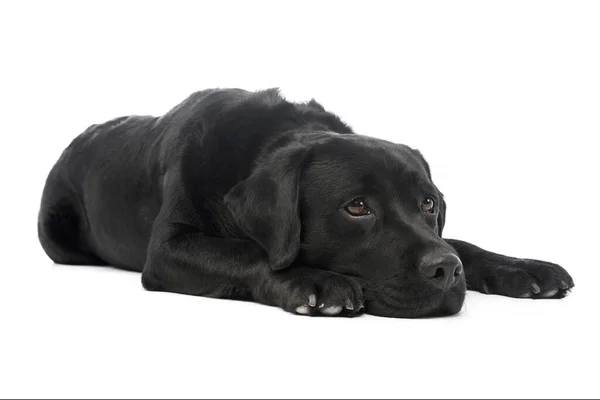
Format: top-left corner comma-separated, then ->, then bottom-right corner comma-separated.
38,88 -> 574,318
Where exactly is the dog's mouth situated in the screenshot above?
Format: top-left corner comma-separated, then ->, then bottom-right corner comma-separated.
363,279 -> 467,318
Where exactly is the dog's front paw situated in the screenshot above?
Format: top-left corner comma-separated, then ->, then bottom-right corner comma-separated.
470,258 -> 574,299
270,268 -> 364,317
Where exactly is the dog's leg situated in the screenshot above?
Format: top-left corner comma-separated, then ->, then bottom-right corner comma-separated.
445,239 -> 574,298
142,223 -> 364,317
141,170 -> 364,317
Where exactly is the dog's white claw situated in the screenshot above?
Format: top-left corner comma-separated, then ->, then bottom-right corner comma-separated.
531,283 -> 541,294
308,294 -> 317,307
320,305 -> 343,315
482,282 -> 490,294
541,288 -> 559,298
296,305 -> 311,315
345,300 -> 354,311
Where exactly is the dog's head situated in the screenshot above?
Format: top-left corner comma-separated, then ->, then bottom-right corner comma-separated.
225,133 -> 466,318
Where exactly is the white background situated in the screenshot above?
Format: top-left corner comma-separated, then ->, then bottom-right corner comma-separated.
1,1 -> 599,398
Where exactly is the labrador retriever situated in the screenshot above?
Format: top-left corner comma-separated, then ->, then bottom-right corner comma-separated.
38,88 -> 574,318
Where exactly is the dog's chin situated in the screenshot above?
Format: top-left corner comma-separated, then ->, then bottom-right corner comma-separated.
365,279 -> 467,319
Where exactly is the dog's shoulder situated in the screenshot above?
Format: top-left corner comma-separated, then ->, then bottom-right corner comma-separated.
161,88 -> 353,142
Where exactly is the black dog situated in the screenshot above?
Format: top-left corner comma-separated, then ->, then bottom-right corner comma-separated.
38,88 -> 574,318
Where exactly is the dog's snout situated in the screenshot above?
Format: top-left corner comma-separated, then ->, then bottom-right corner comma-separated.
419,253 -> 463,290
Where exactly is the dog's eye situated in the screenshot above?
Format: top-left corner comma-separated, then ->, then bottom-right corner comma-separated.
345,198 -> 371,216
421,196 -> 435,213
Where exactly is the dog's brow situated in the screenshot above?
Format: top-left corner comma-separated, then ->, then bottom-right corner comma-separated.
392,168 -> 432,187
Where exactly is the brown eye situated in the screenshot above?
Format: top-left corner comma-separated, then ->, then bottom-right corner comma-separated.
345,198 -> 371,216
421,196 -> 435,213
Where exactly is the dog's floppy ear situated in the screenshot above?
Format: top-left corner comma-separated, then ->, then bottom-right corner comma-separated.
437,195 -> 447,237
224,144 -> 309,270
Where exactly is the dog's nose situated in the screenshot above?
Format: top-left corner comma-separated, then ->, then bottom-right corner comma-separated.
419,253 -> 463,290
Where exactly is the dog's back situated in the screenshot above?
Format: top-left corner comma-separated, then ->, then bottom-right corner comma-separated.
38,88 -> 353,271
